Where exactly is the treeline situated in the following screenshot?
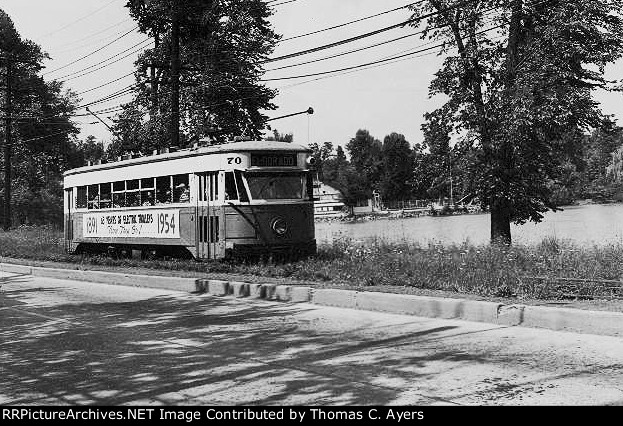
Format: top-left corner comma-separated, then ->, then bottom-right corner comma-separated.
312,121 -> 623,209
0,10 -> 83,228
0,0 -> 278,229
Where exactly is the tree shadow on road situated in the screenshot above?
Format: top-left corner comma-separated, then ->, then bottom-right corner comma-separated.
2,283 -> 602,406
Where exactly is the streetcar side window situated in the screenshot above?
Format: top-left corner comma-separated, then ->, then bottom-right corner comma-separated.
126,179 -> 140,207
113,192 -> 125,208
77,186 -> 87,209
172,174 -> 190,203
76,174 -> 191,209
100,183 -> 112,209
113,180 -> 125,208
141,178 -> 155,206
156,176 -> 172,204
88,184 -> 100,209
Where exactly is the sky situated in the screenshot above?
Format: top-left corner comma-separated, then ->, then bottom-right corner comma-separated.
1,0 -> 622,151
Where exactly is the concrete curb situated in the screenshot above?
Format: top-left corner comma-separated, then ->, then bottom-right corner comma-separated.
2,262 -> 622,338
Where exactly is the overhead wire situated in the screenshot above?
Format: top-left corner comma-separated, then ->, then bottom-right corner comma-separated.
265,2 -> 506,73
47,19 -> 134,52
36,0 -> 122,39
263,0 -> 479,63
42,27 -> 140,76
41,0 -> 512,138
269,0 -> 305,7
55,38 -> 152,81
43,1 -> 457,116
77,1 -> 503,127
278,1 -> 426,43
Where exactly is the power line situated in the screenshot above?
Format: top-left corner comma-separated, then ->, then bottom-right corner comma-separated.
20,129 -> 79,143
42,27 -> 139,76
261,24 -> 504,82
43,1 -> 467,113
279,1 -> 426,42
269,0 -> 305,6
77,85 -> 137,109
55,39 -> 151,81
266,2 -> 505,73
74,72 -> 136,96
267,32 -> 420,73
263,0 -> 476,64
36,0 -> 122,39
47,19 -> 134,52
77,18 -> 502,126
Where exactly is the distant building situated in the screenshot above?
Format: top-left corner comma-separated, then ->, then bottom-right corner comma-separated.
313,182 -> 346,218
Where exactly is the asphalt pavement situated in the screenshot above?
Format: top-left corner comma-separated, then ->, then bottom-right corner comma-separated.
1,270 -> 623,406
1,261 -> 623,338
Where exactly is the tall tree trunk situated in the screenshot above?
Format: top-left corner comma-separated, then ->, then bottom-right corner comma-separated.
150,33 -> 159,118
3,57 -> 12,231
488,0 -> 523,245
170,6 -> 180,147
490,199 -> 511,244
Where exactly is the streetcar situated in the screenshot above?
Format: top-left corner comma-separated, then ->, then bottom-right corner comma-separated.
62,140 -> 317,260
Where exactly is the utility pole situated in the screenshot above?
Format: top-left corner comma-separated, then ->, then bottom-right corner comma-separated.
170,5 -> 180,147
3,56 -> 12,231
151,33 -> 160,117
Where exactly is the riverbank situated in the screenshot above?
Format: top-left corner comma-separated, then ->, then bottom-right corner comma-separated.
1,225 -> 622,304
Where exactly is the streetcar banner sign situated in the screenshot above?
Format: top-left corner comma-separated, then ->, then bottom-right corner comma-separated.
83,210 -> 180,238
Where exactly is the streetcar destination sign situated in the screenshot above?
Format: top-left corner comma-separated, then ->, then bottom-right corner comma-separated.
250,153 -> 297,167
82,209 -> 180,238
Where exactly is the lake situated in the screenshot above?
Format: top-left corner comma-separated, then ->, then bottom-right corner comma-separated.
315,204 -> 623,247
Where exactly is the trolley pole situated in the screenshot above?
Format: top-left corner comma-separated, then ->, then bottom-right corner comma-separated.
267,107 -> 314,122
85,107 -> 113,133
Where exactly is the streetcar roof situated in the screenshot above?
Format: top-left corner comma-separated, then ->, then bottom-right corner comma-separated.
63,140 -> 311,178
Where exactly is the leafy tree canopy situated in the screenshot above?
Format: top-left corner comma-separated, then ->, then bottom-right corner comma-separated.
409,0 -> 623,243
1,9 -> 82,227
117,0 -> 280,155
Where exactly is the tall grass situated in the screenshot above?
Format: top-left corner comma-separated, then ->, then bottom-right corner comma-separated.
1,225 -> 622,300
0,225 -> 68,261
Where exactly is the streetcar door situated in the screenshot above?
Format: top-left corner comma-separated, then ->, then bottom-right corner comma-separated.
195,172 -> 225,259
64,188 -> 74,252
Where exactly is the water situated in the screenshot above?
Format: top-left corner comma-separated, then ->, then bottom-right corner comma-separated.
315,204 -> 623,247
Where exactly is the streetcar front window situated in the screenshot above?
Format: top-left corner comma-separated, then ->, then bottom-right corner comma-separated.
76,186 -> 87,209
246,172 -> 307,200
225,172 -> 238,200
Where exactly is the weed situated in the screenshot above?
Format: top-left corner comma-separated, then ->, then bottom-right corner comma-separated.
1,227 -> 622,300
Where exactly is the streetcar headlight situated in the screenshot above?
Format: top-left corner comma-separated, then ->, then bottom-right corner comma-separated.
271,217 -> 288,237
306,156 -> 317,167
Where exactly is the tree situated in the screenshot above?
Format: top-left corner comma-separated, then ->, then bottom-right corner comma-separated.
265,128 -> 293,142
76,135 -> 106,165
581,120 -> 623,197
345,129 -> 383,195
1,9 -> 80,227
409,0 -> 623,243
308,141 -> 335,182
323,146 -> 367,209
379,133 -> 414,204
119,0 -> 279,154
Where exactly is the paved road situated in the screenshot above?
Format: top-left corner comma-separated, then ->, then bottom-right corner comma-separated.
1,271 -> 622,406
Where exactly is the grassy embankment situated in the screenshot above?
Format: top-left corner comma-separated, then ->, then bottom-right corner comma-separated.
1,225 -> 622,300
